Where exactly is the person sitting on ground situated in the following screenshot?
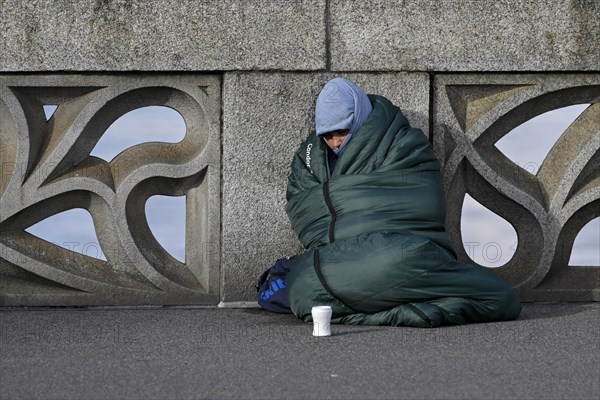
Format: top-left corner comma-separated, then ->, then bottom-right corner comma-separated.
283,77 -> 521,327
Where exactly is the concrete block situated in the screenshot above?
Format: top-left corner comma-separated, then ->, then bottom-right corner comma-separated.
0,0 -> 326,71
331,0 -> 600,71
221,72 -> 430,301
0,74 -> 222,306
433,73 -> 600,301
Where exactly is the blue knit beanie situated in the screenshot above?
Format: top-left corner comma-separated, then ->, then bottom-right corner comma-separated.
315,77 -> 373,154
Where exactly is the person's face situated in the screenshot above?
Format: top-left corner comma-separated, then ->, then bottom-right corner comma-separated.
322,129 -> 349,151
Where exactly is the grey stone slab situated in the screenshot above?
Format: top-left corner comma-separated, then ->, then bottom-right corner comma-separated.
330,0 -> 600,71
0,0 -> 326,71
221,72 -> 429,301
1,303 -> 599,400
433,73 -> 600,301
0,74 -> 222,306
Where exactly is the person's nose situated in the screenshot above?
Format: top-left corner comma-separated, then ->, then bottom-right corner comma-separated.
333,136 -> 344,148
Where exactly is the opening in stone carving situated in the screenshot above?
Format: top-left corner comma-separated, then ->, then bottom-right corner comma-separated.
461,194 -> 517,268
91,106 -> 186,161
25,208 -> 107,261
495,104 -> 590,175
569,218 -> 600,266
145,195 -> 186,263
43,104 -> 58,120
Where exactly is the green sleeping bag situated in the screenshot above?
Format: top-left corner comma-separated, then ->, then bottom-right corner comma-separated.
285,95 -> 521,327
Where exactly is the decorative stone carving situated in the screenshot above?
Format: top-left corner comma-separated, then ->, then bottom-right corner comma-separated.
434,74 -> 599,301
0,75 -> 221,306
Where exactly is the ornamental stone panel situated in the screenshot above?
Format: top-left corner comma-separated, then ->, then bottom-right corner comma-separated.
433,73 -> 599,301
0,75 -> 221,306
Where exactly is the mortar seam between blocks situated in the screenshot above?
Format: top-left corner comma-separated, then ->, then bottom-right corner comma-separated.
325,0 -> 331,72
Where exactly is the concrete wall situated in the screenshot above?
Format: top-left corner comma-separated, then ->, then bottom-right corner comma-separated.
2,1 -> 597,72
0,0 -> 598,305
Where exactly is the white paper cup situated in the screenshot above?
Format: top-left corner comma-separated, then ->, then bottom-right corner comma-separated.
311,306 -> 333,337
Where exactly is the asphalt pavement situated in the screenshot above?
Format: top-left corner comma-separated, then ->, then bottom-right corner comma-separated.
1,302 -> 599,400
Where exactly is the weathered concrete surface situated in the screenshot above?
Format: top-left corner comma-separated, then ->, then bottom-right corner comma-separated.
0,0 -> 326,71
330,0 -> 600,71
0,75 -> 222,306
221,72 -> 429,301
5,0 -> 597,73
1,303 -> 599,400
433,73 -> 600,301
